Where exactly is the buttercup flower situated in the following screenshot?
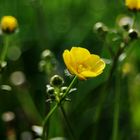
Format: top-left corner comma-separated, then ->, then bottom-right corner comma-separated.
63,47 -> 106,80
125,0 -> 140,10
1,16 -> 18,34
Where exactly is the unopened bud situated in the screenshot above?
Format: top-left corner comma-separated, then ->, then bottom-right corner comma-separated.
46,86 -> 54,95
41,49 -> 53,60
2,111 -> 15,122
0,61 -> 7,72
1,16 -> 18,34
128,29 -> 138,40
118,16 -> 133,31
61,86 -> 67,93
50,75 -> 64,87
94,22 -> 108,36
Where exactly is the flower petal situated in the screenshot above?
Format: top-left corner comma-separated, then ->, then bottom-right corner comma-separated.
137,0 -> 140,9
92,60 -> 106,74
62,47 -> 106,80
83,54 -> 101,68
70,47 -> 91,64
63,50 -> 77,74
80,71 -> 99,77
76,73 -> 87,80
83,54 -> 105,74
125,0 -> 137,9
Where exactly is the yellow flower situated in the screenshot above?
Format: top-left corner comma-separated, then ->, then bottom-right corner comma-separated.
122,62 -> 133,75
63,47 -> 106,80
1,16 -> 18,34
125,0 -> 140,10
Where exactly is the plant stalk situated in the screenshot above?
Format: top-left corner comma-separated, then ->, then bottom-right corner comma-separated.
42,76 -> 77,140
1,36 -> 10,64
112,74 -> 121,140
60,105 -> 75,140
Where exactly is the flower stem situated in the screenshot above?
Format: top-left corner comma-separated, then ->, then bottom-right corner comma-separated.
93,45 -> 124,140
112,74 -> 121,140
61,76 -> 77,102
1,36 -> 10,64
42,104 -> 58,140
42,76 -> 77,140
132,11 -> 137,28
60,105 -> 75,140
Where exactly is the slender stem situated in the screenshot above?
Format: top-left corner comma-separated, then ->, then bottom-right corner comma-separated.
42,76 -> 77,140
132,11 -> 137,28
93,45 -> 124,140
112,74 -> 121,140
1,36 -> 10,64
42,104 -> 58,140
60,105 -> 75,140
108,46 -> 125,83
61,76 -> 77,102
94,46 -> 123,122
92,82 -> 108,140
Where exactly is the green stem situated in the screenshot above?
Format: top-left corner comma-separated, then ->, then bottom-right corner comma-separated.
42,76 -> 77,140
61,76 -> 77,102
93,45 -> 124,140
94,46 -> 123,122
1,36 -> 10,64
132,11 -> 137,28
112,74 -> 121,140
60,105 -> 75,140
42,104 -> 58,140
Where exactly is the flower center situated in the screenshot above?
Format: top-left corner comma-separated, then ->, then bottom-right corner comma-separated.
77,64 -> 88,73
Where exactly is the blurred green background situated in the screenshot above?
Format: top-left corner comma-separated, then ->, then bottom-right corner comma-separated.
1,0 -> 140,140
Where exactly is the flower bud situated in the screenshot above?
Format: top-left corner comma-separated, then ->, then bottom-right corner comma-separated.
128,29 -> 138,40
46,86 -> 54,95
2,111 -> 15,122
61,86 -> 68,93
0,61 -> 7,72
38,60 -> 46,72
41,49 -> 53,60
1,16 -> 18,34
117,16 -> 133,31
125,0 -> 140,11
94,22 -> 108,36
50,75 -> 64,87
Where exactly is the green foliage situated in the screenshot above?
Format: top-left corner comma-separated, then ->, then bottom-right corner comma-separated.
0,0 -> 140,140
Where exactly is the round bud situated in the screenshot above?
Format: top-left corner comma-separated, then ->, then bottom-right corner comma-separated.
122,24 -> 129,31
46,86 -> 54,95
41,49 -> 53,60
50,75 -> 64,87
1,16 -> 18,34
61,86 -> 68,93
94,22 -> 108,36
128,29 -> 138,40
38,60 -> 46,72
117,16 -> 133,31
125,1 -> 140,11
0,61 -> 7,72
2,111 -> 15,122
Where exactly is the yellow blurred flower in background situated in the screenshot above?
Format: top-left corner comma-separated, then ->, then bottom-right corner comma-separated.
0,16 -> 18,34
122,62 -> 133,75
63,47 -> 106,80
125,0 -> 140,10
